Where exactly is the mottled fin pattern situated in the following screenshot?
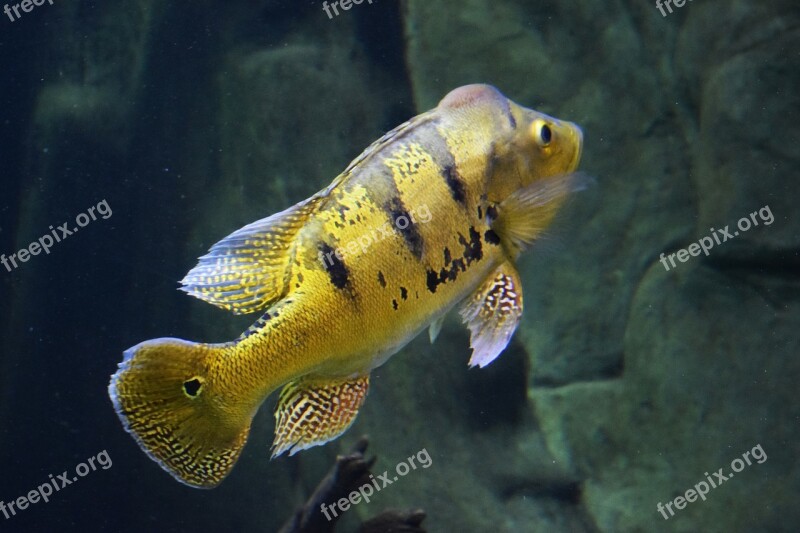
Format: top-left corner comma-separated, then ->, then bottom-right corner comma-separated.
271,374 -> 370,458
459,262 -> 523,368
493,171 -> 592,256
180,197 -> 320,315
108,339 -> 252,488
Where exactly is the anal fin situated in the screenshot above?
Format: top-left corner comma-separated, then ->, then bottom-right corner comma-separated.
271,374 -> 370,458
459,262 -> 523,368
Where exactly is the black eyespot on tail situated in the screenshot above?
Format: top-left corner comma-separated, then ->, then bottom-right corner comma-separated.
183,378 -> 203,398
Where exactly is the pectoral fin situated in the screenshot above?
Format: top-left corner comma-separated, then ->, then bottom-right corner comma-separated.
271,374 -> 370,458
459,262 -> 523,368
180,196 -> 321,315
492,172 -> 591,256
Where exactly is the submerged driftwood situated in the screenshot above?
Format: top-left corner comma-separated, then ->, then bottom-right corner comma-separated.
279,437 -> 427,533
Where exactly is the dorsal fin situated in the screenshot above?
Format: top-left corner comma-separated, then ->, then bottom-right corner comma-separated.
180,196 -> 321,315
326,111 -> 436,190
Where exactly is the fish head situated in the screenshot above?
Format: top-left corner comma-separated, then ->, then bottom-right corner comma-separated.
515,106 -> 583,178
492,101 -> 584,203
437,84 -> 583,204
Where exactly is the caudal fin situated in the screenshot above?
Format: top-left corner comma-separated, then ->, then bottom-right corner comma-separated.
108,338 -> 251,488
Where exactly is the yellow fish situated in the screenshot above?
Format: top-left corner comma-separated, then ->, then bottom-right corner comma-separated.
108,84 -> 586,488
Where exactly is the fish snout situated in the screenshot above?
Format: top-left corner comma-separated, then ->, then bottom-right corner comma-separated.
566,121 -> 583,172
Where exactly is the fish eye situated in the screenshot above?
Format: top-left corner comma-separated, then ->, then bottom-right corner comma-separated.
533,120 -> 553,147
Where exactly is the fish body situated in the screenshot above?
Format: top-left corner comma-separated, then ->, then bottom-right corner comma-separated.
109,84 -> 585,488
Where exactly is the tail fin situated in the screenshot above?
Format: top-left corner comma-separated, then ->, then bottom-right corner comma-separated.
108,338 -> 251,488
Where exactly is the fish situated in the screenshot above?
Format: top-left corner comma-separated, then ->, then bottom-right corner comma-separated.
108,84 -> 587,488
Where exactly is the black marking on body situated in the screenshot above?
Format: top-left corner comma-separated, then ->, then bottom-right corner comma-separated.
425,257 -> 468,294
337,203 -> 352,221
384,196 -> 424,259
318,242 -> 352,293
498,96 -> 516,128
239,310 -> 274,340
442,164 -> 467,205
425,228 -> 483,293
400,286 -> 408,300
459,227 -> 483,265
485,229 -> 501,245
426,269 -> 440,293
448,259 -> 466,281
377,271 -> 387,288
507,109 -> 517,129
486,205 -> 498,222
424,231 -> 479,294
392,299 -> 399,310
477,206 -> 483,219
